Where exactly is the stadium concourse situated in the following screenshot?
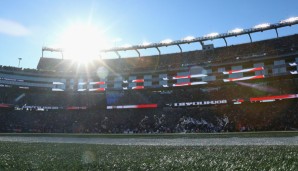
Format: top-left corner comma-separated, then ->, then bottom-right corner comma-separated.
1,31 -> 298,134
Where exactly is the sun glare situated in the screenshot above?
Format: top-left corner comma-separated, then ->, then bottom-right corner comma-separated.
57,23 -> 109,62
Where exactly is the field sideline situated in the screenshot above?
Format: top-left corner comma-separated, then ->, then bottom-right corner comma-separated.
1,131 -> 298,139
0,132 -> 298,170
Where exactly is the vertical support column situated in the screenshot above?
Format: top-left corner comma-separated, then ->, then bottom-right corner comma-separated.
274,28 -> 279,38
115,51 -> 121,58
223,37 -> 228,46
155,47 -> 161,56
248,33 -> 253,43
177,44 -> 183,53
135,49 -> 141,58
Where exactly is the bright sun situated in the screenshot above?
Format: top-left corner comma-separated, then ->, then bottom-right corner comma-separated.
57,23 -> 108,62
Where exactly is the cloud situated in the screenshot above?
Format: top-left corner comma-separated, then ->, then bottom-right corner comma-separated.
0,18 -> 30,36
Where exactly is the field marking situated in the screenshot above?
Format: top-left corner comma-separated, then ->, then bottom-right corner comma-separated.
0,136 -> 297,146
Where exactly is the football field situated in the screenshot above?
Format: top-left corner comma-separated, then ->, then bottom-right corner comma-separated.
0,132 -> 297,170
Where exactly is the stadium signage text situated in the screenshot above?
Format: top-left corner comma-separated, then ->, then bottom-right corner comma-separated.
0,77 -> 24,82
15,105 -> 62,111
0,84 -> 12,88
167,100 -> 227,107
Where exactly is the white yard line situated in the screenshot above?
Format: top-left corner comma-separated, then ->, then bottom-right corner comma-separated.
0,136 -> 298,146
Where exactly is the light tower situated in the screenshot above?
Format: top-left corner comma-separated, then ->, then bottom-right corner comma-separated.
18,58 -> 22,68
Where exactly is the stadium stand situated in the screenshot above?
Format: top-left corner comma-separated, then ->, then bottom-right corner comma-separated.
1,29 -> 298,133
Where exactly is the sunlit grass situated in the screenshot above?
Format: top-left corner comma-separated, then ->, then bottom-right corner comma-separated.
0,142 -> 297,170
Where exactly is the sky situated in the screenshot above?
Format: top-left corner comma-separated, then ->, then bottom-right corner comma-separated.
0,0 -> 298,69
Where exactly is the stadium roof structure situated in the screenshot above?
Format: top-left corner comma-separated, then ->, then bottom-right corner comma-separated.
42,17 -> 298,58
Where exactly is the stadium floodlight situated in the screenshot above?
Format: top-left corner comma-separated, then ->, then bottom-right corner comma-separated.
280,17 -> 298,24
18,58 -> 22,68
161,39 -> 173,44
253,23 -> 270,29
183,36 -> 195,41
228,28 -> 244,34
204,32 -> 219,38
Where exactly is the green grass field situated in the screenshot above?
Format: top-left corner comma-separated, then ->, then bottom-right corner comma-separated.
0,132 -> 298,170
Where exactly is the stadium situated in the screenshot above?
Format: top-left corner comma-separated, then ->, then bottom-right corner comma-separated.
1,17 -> 298,134
1,14 -> 298,169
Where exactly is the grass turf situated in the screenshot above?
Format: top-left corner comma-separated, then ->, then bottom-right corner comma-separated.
0,142 -> 297,170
